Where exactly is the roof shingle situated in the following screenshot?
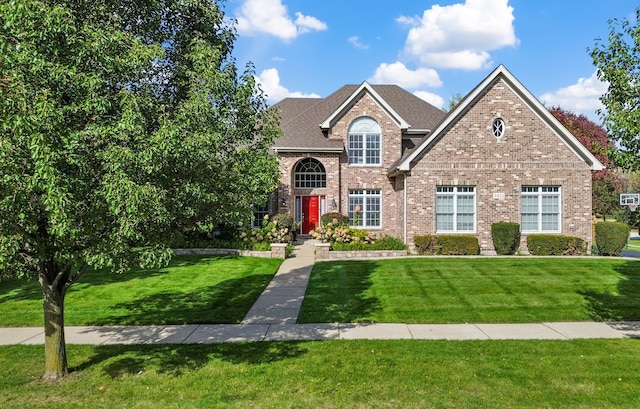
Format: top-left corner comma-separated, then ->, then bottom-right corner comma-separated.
272,83 -> 446,151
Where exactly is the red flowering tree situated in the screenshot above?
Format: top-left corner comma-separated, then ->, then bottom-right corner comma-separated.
549,107 -> 623,218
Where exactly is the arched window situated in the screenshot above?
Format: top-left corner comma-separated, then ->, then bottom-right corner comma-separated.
294,158 -> 326,188
348,117 -> 381,165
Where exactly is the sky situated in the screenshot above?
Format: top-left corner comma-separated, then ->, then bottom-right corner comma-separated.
222,0 -> 637,123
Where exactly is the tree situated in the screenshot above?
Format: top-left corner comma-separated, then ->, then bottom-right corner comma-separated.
590,7 -> 640,170
447,93 -> 463,111
548,107 -> 623,218
0,0 -> 279,380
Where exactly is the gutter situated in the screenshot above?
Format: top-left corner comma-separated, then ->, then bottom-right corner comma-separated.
272,147 -> 345,153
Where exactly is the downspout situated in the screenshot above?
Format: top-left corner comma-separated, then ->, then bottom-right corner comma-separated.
403,172 -> 407,245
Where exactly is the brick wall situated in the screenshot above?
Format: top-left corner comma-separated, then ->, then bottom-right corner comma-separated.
277,93 -> 404,237
405,78 -> 594,252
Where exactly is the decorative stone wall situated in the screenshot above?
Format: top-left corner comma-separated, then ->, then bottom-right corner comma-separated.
314,243 -> 406,260
174,244 -> 288,259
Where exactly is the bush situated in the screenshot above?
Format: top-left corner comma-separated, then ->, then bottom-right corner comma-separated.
321,212 -> 349,226
331,235 -> 407,251
271,213 -> 294,230
413,235 -> 479,255
526,234 -> 586,256
595,222 -> 629,256
437,235 -> 480,255
414,235 -> 438,255
491,222 -> 521,255
310,222 -> 374,245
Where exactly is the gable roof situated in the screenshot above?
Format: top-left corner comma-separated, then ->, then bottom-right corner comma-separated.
392,65 -> 605,173
272,82 -> 445,152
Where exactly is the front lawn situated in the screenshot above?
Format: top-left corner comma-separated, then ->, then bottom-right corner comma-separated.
0,255 -> 282,326
2,340 -> 639,408
299,258 -> 640,324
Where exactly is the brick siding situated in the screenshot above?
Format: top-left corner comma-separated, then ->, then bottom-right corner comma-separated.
275,79 -> 594,253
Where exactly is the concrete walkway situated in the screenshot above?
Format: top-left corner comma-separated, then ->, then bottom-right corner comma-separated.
2,241 -> 640,345
241,242 -> 315,325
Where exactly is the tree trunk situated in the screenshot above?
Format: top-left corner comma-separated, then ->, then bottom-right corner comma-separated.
42,283 -> 68,380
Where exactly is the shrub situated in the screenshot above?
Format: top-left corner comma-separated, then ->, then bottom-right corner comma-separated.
320,212 -> 349,226
595,222 -> 629,256
437,235 -> 480,255
414,235 -> 438,255
526,234 -> 587,256
491,222 -> 521,255
271,213 -> 294,230
331,235 -> 407,251
413,235 -> 479,255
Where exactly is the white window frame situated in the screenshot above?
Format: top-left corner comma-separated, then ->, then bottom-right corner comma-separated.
294,158 -> 326,188
348,117 -> 381,166
348,189 -> 382,228
521,186 -> 561,233
251,204 -> 269,228
435,186 -> 476,233
492,118 -> 505,139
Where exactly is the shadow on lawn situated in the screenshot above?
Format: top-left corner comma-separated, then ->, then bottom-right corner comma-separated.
298,260 -> 381,323
580,259 -> 640,321
72,342 -> 309,379
89,273 -> 273,325
0,255 -> 244,304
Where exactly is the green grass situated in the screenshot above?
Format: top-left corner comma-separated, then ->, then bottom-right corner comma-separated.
2,340 -> 639,408
625,237 -> 640,254
0,255 -> 282,326
299,258 -> 640,324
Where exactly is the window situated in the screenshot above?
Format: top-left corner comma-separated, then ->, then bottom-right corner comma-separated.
492,118 -> 505,138
348,189 -> 381,228
521,186 -> 560,232
348,117 -> 381,165
294,158 -> 326,188
435,186 -> 476,232
252,204 -> 269,228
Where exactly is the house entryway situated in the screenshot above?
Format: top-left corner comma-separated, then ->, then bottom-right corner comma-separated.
295,195 -> 326,234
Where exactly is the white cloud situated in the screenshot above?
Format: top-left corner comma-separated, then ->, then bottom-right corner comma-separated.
539,71 -> 607,120
294,12 -> 328,33
256,68 -> 321,102
348,36 -> 369,50
368,62 -> 442,88
413,91 -> 445,109
235,0 -> 327,41
400,0 -> 517,70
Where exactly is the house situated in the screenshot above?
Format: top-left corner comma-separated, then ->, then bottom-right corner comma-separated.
269,65 -> 604,253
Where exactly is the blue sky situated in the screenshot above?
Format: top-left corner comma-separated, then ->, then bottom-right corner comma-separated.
223,0 -> 636,122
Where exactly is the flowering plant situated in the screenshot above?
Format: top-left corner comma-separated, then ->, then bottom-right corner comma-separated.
310,221 -> 374,244
238,214 -> 291,245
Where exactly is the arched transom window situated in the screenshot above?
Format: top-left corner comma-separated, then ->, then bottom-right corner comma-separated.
294,158 -> 326,188
348,117 -> 381,165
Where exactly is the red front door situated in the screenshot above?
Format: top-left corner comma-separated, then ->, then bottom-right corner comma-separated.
302,196 -> 319,234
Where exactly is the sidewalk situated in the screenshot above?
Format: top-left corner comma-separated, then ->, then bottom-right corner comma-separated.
2,322 -> 640,345
2,242 -> 640,346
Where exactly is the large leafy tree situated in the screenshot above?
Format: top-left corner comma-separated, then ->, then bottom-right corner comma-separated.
0,0 -> 279,380
549,107 -> 623,218
590,7 -> 640,170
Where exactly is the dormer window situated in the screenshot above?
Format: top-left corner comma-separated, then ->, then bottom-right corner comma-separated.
492,118 -> 505,139
348,117 -> 381,165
